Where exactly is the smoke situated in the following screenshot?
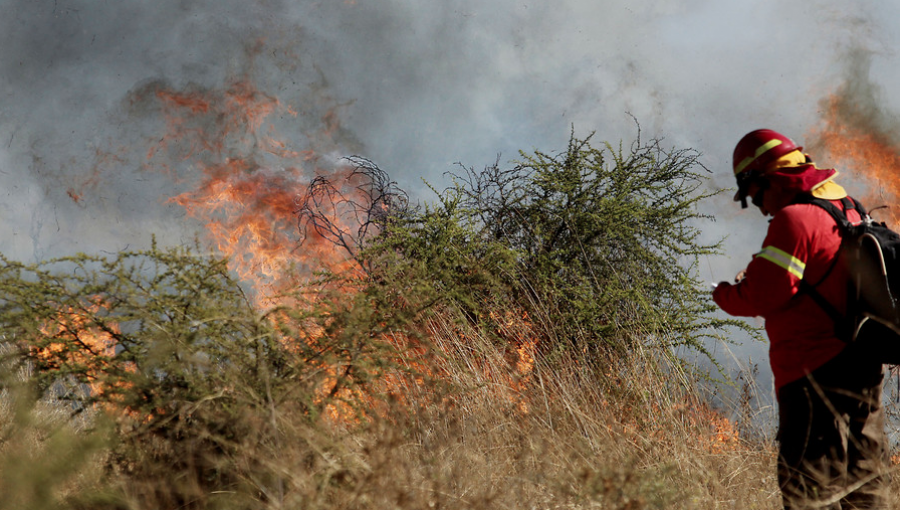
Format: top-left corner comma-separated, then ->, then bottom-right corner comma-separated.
806,47 -> 900,166
821,50 -> 894,138
1,1 -> 898,279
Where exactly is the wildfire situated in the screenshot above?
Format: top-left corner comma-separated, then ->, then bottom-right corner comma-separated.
35,298 -> 122,402
65,50 -> 744,437
808,94 -> 900,226
139,72 -> 408,424
140,76 -> 369,307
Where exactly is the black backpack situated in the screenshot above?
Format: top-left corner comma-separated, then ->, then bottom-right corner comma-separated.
798,196 -> 900,364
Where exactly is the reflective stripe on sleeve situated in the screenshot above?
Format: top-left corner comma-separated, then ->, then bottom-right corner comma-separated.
755,245 -> 806,279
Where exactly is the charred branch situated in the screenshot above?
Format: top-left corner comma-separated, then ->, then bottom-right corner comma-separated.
295,157 -> 409,275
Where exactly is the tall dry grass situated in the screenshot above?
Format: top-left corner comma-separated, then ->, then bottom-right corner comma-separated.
383,312 -> 783,509
5,305 -> 900,509
327,310 -> 900,509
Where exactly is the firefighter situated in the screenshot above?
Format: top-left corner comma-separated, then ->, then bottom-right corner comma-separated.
712,129 -> 889,509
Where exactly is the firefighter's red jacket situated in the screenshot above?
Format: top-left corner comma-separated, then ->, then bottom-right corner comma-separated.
713,200 -> 862,390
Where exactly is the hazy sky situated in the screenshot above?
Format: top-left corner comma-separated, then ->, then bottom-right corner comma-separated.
1,0 -> 895,254
2,0 -> 899,394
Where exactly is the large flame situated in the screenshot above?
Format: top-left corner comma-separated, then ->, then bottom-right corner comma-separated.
142,77 -> 366,305
807,89 -> 900,227
138,73 -> 406,422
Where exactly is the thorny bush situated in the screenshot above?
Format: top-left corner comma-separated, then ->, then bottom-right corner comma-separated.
0,240 -> 418,508
328,132 -> 750,361
0,131 -> 758,509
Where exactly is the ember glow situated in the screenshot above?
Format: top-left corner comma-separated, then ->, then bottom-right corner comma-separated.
489,309 -> 538,413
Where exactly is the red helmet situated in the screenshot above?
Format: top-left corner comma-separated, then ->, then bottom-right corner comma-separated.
732,129 -> 802,208
732,129 -> 801,176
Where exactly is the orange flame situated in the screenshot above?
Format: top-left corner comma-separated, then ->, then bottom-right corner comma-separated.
808,94 -> 900,227
143,74 -> 387,422
144,77 -> 366,305
488,309 -> 539,414
36,298 -> 121,401
169,165 -> 302,283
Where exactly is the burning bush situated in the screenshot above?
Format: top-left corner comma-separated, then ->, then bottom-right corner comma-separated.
0,241 -> 408,508
0,131 -> 773,509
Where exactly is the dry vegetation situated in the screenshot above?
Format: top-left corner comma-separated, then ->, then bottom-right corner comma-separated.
0,312 -> 789,510
1,134 -> 898,509
1,275 -> 899,509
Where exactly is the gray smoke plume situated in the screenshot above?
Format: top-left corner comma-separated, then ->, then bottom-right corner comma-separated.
805,46 -> 900,190
1,0 -> 893,262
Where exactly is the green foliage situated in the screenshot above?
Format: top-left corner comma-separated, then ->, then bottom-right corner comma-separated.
469,133 -> 717,351
367,131 -> 748,358
360,185 -> 518,325
0,391 -> 112,510
0,241 -> 403,508
0,130 -> 767,509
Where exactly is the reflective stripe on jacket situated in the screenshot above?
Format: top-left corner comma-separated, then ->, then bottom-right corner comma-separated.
713,199 -> 863,389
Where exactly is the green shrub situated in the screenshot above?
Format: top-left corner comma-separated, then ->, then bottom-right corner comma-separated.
344,132 -> 748,360
457,133 -> 731,353
0,241 -> 397,508
0,130 -> 762,509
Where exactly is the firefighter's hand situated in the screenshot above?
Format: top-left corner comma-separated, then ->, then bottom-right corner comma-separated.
734,270 -> 747,283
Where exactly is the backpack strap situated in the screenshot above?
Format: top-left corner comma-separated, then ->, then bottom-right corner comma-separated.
793,196 -> 859,341
842,195 -> 868,217
796,196 -> 854,230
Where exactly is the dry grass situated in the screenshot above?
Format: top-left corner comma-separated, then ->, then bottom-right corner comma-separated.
3,311 -> 900,509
